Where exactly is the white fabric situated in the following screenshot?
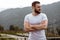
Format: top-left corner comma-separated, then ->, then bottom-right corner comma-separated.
24,13 -> 48,40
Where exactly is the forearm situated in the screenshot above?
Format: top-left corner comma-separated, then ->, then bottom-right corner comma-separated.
30,24 -> 47,30
24,26 -> 36,32
30,20 -> 48,30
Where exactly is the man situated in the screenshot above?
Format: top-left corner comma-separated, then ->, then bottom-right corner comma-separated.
24,1 -> 48,40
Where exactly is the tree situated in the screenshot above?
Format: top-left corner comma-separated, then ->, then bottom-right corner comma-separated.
0,25 -> 4,31
9,25 -> 20,31
9,25 -> 14,31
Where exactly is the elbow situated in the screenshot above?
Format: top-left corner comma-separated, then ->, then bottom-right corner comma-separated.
43,25 -> 47,30
44,25 -> 47,30
23,28 -> 27,32
23,28 -> 29,32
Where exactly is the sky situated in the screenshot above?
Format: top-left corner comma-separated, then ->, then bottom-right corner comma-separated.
0,0 -> 60,11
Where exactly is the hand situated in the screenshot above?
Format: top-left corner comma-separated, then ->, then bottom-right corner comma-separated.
30,25 -> 36,29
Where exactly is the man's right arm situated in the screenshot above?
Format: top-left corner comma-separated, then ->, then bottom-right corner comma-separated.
23,15 -> 35,32
24,21 -> 35,32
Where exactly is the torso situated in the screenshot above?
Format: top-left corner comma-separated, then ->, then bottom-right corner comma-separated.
27,13 -> 47,40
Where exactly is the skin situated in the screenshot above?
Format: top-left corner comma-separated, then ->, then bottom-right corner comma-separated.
24,3 -> 48,32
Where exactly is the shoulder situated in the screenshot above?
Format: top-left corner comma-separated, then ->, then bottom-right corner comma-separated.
40,13 -> 47,16
41,13 -> 48,20
40,13 -> 48,19
25,13 -> 32,18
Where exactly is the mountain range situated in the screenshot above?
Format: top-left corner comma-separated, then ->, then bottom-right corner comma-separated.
0,1 -> 60,30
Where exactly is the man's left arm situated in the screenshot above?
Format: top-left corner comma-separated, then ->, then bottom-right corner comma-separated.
30,14 -> 48,30
30,20 -> 48,30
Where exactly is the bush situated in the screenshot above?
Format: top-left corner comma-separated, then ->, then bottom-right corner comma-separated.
0,38 -> 16,40
46,32 -> 60,37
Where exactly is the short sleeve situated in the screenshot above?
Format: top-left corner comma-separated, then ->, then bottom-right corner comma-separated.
24,15 -> 29,22
42,14 -> 48,21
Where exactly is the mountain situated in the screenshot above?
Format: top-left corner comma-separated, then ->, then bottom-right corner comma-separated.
0,1 -> 60,30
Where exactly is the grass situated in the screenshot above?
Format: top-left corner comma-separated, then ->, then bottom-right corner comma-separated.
0,38 -> 16,40
0,30 -> 60,37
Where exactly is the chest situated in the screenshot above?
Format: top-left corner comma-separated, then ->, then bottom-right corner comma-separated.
28,15 -> 43,24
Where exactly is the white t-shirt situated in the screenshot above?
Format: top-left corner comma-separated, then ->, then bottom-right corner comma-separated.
24,13 -> 48,40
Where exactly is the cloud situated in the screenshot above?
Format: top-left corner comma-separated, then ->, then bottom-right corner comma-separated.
0,0 -> 60,8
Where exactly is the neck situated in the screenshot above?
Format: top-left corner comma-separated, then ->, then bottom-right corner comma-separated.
32,12 -> 39,16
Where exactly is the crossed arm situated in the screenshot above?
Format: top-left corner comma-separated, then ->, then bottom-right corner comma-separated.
24,20 -> 48,32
